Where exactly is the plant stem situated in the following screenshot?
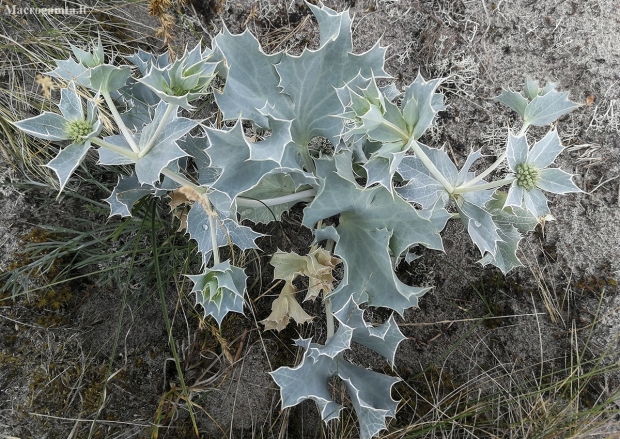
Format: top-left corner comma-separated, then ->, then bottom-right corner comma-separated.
382,119 -> 410,142
458,151 -> 506,189
237,189 -> 317,207
325,299 -> 335,342
90,137 -> 138,160
458,123 -> 529,190
324,238 -> 336,342
102,91 -> 140,154
453,177 -> 515,194
408,138 -> 455,193
137,103 -> 177,159
160,168 -> 220,265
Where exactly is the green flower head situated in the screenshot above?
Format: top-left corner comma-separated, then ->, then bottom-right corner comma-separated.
504,130 -> 580,218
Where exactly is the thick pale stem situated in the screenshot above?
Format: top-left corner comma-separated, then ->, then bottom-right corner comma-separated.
325,299 -> 335,342
323,238 -> 336,342
453,177 -> 515,194
382,119 -> 410,142
160,168 -> 220,265
237,189 -> 317,207
458,123 -> 530,190
102,91 -> 140,154
459,151 -> 506,189
138,103 -> 177,159
408,138 -> 455,193
90,137 -> 138,160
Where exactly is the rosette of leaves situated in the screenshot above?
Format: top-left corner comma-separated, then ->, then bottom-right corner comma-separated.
336,73 -> 445,191
186,261 -> 247,326
48,37 -> 131,93
138,43 -> 217,110
13,84 -> 102,191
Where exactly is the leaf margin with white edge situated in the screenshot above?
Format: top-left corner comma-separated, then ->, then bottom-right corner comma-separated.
186,260 -> 247,326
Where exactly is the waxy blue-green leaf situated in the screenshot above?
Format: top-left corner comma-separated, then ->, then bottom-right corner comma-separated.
494,90 -> 529,118
58,86 -> 83,121
270,340 -> 343,422
270,337 -> 400,439
14,112 -> 71,141
495,79 -> 580,126
237,173 -> 313,224
48,39 -> 104,88
99,103 -> 193,185
176,135 -> 219,186
212,29 -> 288,127
479,224 -> 523,274
456,199 -> 502,256
303,157 -> 450,313
276,4 -> 388,147
333,297 -> 406,366
89,64 -> 131,93
205,119 -> 291,201
524,89 -> 580,126
97,134 -> 137,165
46,141 -> 92,193
186,260 -> 247,326
215,3 -> 388,157
477,192 -> 538,273
537,168 -> 581,194
105,173 -> 156,217
402,74 -> 445,140
186,199 -> 262,265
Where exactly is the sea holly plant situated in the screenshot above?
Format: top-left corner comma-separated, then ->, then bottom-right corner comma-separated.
12,4 -> 583,438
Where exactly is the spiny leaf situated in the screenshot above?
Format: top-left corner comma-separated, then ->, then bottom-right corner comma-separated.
303,156 -> 450,314
46,141 -> 92,193
270,337 -> 400,439
205,119 -> 291,201
105,173 -> 157,217
186,261 -> 247,326
333,297 -> 406,366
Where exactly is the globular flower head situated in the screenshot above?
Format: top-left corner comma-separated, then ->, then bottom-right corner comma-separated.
14,83 -> 102,145
504,130 -> 581,219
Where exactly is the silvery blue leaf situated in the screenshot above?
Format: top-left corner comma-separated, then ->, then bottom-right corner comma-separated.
494,90 -> 528,118
46,141 -> 92,192
48,58 -> 91,88
105,173 -> 155,217
537,168 -> 581,194
205,120 -> 285,201
338,360 -> 400,439
89,65 -> 131,93
478,224 -> 523,274
523,187 -> 550,217
58,86 -> 83,121
457,200 -> 501,256
506,133 -> 529,171
524,77 -> 540,101
186,261 -> 247,326
304,159 -> 449,314
14,112 -> 70,141
523,89 -> 581,126
396,156 -> 445,209
401,74 -> 445,140
333,297 -> 406,366
97,134 -> 137,165
527,130 -> 563,168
